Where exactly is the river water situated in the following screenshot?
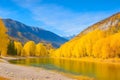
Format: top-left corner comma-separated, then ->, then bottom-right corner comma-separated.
9,58 -> 120,80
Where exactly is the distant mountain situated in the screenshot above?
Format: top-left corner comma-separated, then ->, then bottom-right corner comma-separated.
63,35 -> 76,40
2,19 -> 68,48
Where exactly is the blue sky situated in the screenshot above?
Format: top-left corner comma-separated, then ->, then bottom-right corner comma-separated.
0,0 -> 120,36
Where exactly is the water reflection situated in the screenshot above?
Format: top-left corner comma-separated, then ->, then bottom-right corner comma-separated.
9,58 -> 120,80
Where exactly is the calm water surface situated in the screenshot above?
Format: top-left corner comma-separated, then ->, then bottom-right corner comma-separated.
9,58 -> 120,80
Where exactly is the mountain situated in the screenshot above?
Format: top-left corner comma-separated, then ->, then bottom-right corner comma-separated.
52,12 -> 120,58
63,35 -> 75,40
2,19 -> 68,48
76,12 -> 120,38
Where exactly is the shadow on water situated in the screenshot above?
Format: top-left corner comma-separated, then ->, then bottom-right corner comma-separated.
9,58 -> 120,80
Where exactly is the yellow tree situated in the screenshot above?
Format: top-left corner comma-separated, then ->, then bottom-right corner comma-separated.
109,32 -> 120,57
84,30 -> 105,56
52,49 -> 60,57
73,38 -> 87,57
49,48 -> 55,55
0,19 -> 9,56
14,41 -> 23,56
101,40 -> 110,59
35,43 -> 48,57
51,29 -> 120,58
71,40 -> 79,58
22,41 -> 36,56
93,39 -> 104,58
93,32 -> 120,58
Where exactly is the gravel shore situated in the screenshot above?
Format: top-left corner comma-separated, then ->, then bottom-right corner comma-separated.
0,59 -> 75,80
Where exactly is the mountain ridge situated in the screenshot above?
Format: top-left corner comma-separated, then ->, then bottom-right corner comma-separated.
2,18 -> 68,48
76,12 -> 120,38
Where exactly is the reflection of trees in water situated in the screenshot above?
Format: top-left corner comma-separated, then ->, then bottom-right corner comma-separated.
10,58 -> 120,80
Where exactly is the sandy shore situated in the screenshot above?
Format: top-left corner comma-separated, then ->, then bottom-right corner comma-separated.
0,58 -> 75,80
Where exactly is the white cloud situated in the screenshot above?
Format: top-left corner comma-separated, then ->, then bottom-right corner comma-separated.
12,0 -> 114,36
31,7 -> 111,36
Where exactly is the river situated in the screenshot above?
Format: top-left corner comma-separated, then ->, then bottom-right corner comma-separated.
9,58 -> 120,80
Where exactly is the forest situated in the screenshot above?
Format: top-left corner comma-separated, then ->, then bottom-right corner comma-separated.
0,18 -> 120,59
0,19 -> 54,57
52,30 -> 120,58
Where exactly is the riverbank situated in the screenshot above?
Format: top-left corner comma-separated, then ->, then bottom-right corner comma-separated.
52,57 -> 120,65
2,56 -> 118,80
0,56 -> 77,80
0,57 -> 95,80
0,60 -> 74,80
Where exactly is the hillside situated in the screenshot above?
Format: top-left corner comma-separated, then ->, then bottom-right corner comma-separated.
75,12 -> 120,38
2,19 -> 68,48
52,12 -> 120,58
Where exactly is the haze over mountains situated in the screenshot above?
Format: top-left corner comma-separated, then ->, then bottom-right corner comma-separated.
2,19 -> 68,48
63,35 -> 76,40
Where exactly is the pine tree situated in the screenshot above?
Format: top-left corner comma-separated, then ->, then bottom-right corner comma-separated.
7,40 -> 17,55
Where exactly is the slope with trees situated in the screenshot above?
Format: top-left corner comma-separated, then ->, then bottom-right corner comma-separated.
0,19 -> 9,56
51,13 -> 120,59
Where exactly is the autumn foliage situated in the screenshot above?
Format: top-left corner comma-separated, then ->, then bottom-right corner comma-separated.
1,14 -> 120,59
0,19 -> 50,57
0,19 -> 9,56
52,30 -> 120,59
35,43 -> 48,56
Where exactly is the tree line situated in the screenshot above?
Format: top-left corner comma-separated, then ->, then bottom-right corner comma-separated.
51,30 -> 120,59
0,19 -> 54,57
7,40 -> 51,57
1,18 -> 120,59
